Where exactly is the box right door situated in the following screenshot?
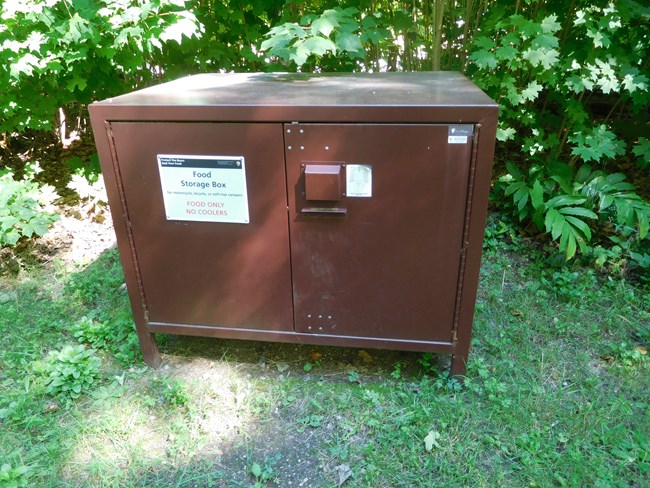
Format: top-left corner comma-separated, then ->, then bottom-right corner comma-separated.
285,123 -> 475,342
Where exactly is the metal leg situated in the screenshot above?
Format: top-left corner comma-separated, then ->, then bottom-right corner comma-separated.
450,353 -> 467,377
137,330 -> 161,368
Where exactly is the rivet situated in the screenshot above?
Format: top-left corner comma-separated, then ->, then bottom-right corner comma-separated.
328,315 -> 332,319
288,146 -> 292,150
299,129 -> 304,134
307,314 -> 311,318
318,327 -> 323,331
287,129 -> 291,134
308,326 -> 312,330
325,146 -> 330,151
300,146 -> 305,151
318,315 -> 322,318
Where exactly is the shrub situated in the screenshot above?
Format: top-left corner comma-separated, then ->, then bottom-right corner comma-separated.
0,169 -> 58,247
43,345 -> 101,400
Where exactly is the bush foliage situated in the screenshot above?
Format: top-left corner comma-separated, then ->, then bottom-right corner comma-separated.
0,0 -> 648,272
0,167 -> 58,247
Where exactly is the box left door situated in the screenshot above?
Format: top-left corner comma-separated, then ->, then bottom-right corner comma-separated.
107,122 -> 294,331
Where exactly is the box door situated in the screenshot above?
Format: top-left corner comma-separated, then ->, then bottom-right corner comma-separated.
109,122 -> 294,331
285,124 -> 474,342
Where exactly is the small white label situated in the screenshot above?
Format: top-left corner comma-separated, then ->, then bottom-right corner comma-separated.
157,154 -> 249,224
448,135 -> 468,144
346,164 -> 372,197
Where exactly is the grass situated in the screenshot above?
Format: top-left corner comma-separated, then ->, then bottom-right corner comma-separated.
0,224 -> 649,487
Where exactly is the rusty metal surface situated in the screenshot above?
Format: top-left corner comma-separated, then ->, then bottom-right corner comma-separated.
285,123 -> 473,342
108,122 -> 294,331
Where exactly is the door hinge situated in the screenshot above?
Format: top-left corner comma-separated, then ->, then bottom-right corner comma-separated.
452,330 -> 458,342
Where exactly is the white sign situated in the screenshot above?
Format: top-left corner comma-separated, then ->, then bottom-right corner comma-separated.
346,164 -> 372,197
157,154 -> 249,224
448,135 -> 468,144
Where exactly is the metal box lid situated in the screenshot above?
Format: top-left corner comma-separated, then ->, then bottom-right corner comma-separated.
90,72 -> 498,124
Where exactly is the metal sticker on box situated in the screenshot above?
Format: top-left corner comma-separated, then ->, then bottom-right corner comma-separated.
346,164 -> 372,197
157,154 -> 249,223
448,125 -> 474,144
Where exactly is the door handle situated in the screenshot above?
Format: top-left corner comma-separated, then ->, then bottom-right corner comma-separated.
301,207 -> 348,216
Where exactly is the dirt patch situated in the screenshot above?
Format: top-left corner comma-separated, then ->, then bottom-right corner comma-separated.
0,206 -> 115,276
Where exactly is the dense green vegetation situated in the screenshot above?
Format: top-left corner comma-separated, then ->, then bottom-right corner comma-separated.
1,0 -> 648,271
0,223 -> 648,486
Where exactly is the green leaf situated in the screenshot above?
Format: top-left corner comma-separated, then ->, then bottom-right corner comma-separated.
564,215 -> 593,241
469,49 -> 498,69
301,36 -> 337,57
531,34 -> 559,50
632,137 -> 650,168
66,75 -> 88,92
474,36 -> 495,50
566,232 -> 577,260
530,180 -> 544,209
598,193 -> 614,212
635,209 -> 648,239
424,430 -> 441,451
540,15 -> 561,34
496,126 -> 516,141
289,44 -> 309,66
513,187 -> 528,212
545,207 -> 560,235
546,195 -> 586,208
505,181 -> 526,197
505,161 -> 523,180
520,81 -> 543,102
159,17 -> 199,44
335,32 -> 363,54
3,230 -> 21,246
495,45 -> 517,61
522,48 -> 559,69
311,9 -> 342,37
621,71 -> 648,93
570,125 -> 625,163
250,463 -> 262,478
551,211 -> 565,241
559,207 -> 597,219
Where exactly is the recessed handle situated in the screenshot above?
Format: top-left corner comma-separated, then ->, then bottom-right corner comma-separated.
301,207 -> 348,216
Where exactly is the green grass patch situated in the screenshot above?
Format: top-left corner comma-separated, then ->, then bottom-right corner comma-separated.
0,229 -> 648,487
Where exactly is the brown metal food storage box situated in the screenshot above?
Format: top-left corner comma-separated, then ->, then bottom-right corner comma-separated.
89,72 -> 498,376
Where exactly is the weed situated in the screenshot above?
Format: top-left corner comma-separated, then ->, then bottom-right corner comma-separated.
347,370 -> 360,383
249,454 -> 280,487
0,462 -> 33,488
297,414 -> 324,431
608,342 -> 649,368
39,345 -> 101,401
390,362 -> 402,379
541,267 -> 599,301
151,375 -> 190,408
71,312 -> 139,365
417,352 -> 436,374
